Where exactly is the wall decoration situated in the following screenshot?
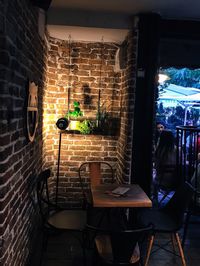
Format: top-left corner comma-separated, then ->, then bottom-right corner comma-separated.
26,81 -> 38,142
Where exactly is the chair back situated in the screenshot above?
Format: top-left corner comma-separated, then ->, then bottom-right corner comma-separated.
89,162 -> 102,187
36,169 -> 52,222
78,161 -> 114,201
158,164 -> 179,190
88,224 -> 152,265
163,182 -> 195,222
110,226 -> 152,265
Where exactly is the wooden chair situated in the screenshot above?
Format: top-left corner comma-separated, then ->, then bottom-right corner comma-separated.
79,161 -> 115,186
36,169 -> 87,264
78,161 -> 115,205
78,161 -> 116,238
138,182 -> 195,266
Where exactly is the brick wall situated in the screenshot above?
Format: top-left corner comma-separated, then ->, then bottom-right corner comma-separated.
44,33 -> 138,204
44,37 -> 122,205
0,1 -> 138,263
116,30 -> 138,182
0,0 -> 46,265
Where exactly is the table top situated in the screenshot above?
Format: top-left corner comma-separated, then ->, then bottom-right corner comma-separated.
91,184 -> 152,208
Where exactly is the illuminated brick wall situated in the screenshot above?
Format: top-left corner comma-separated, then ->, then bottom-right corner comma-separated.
43,33 -> 138,205
44,37 -> 122,206
116,30 -> 138,182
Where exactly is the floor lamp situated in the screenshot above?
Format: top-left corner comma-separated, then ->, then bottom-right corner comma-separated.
55,118 -> 69,206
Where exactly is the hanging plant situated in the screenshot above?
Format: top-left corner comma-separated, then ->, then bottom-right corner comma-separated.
66,101 -> 83,119
96,102 -> 109,128
65,101 -> 83,132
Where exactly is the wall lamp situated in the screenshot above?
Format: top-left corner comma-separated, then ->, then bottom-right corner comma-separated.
56,117 -> 69,130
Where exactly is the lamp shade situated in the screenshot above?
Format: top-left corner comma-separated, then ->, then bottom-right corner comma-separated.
56,118 -> 69,130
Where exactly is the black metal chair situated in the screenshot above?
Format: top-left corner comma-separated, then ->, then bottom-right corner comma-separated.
182,169 -> 200,247
154,164 -> 180,206
86,223 -> 153,266
137,182 -> 195,266
36,169 -> 87,264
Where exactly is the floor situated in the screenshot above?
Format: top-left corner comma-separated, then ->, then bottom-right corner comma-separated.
29,215 -> 200,266
29,192 -> 200,266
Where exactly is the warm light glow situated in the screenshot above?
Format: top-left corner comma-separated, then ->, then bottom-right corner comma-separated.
68,120 -> 80,131
158,74 -> 170,84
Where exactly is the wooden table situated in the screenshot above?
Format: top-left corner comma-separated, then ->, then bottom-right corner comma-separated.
91,184 -> 152,208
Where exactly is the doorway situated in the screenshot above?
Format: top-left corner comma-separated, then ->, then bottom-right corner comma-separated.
152,67 -> 200,205
157,67 -> 200,132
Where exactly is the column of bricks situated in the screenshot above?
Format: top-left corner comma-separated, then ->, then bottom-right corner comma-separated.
116,30 -> 138,183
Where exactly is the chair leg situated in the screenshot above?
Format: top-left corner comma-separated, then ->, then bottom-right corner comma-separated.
82,230 -> 88,266
174,233 -> 186,266
39,231 -> 48,266
144,235 -> 154,266
182,210 -> 191,248
171,233 -> 176,251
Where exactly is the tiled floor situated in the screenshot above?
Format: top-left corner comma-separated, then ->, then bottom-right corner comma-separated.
29,191 -> 200,266
28,215 -> 200,266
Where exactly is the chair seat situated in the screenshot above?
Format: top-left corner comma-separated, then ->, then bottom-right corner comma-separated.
47,210 -> 87,230
138,209 -> 180,232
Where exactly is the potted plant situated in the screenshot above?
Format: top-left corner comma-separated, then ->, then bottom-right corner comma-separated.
77,119 -> 92,134
67,101 -> 83,118
65,101 -> 93,134
94,102 -> 109,134
66,101 -> 83,131
95,102 -> 120,135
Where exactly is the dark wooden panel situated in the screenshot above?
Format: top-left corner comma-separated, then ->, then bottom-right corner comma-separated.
159,19 -> 200,68
161,19 -> 200,40
31,0 -> 52,11
132,13 -> 161,195
159,37 -> 200,68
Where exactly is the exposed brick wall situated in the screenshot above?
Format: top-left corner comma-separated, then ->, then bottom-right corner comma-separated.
0,0 -> 47,265
116,30 -> 138,182
0,1 -> 138,262
44,37 -> 122,205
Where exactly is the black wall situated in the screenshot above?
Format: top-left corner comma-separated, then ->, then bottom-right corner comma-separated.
132,13 -> 161,195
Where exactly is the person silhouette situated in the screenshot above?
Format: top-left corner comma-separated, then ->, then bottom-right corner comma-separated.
155,121 -> 165,149
153,130 -> 177,204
